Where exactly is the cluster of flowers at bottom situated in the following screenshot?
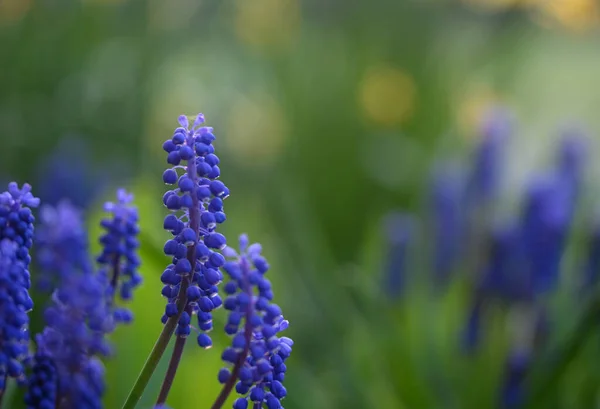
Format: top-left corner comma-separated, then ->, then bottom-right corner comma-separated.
25,273 -> 114,409
215,234 -> 292,409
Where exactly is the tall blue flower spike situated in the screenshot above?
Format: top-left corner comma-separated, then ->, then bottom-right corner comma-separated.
0,182 -> 39,390
161,114 -> 229,343
214,234 -> 292,409
35,272 -> 114,409
520,173 -> 574,297
35,200 -> 92,292
429,166 -> 465,286
381,213 -> 413,299
466,107 -> 512,204
97,189 -> 141,324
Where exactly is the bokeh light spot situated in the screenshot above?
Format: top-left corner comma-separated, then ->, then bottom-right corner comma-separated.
359,65 -> 416,127
224,92 -> 288,167
0,0 -> 32,25
234,0 -> 301,51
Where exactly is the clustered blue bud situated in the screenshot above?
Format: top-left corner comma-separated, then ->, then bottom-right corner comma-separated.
0,182 -> 39,389
218,235 -> 292,409
35,273 -> 114,409
24,336 -> 57,409
160,114 -> 229,344
97,189 -> 141,323
35,200 -> 92,292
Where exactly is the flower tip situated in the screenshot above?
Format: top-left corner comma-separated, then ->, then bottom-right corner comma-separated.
193,113 -> 205,128
178,114 -> 189,128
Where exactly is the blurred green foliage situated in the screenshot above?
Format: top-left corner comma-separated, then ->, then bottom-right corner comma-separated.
3,0 -> 600,408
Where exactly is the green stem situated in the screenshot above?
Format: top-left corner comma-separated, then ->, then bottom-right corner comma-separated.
121,272 -> 191,409
524,293 -> 600,407
120,314 -> 179,409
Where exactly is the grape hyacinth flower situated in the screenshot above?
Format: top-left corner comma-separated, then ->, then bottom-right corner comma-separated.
0,182 -> 39,390
466,107 -> 512,204
500,349 -> 530,409
160,113 -> 229,341
214,234 -> 292,409
429,166 -> 465,286
34,272 -> 114,409
97,189 -> 141,323
35,200 -> 92,292
381,213 -> 413,299
24,336 -> 57,409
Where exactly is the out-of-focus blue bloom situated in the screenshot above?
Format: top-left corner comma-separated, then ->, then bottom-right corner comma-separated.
520,174 -> 574,297
461,296 -> 483,353
381,213 -> 414,299
430,166 -> 465,286
160,114 -> 229,343
0,182 -> 39,389
35,201 -> 92,292
24,336 -> 57,409
97,189 -> 141,324
582,217 -> 600,291
557,127 -> 588,193
36,138 -> 106,210
218,234 -> 292,409
35,272 -> 113,409
478,223 -> 522,300
500,349 -> 530,409
466,107 -> 513,204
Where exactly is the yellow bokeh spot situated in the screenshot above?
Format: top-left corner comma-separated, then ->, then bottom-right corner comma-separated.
224,92 -> 288,167
234,0 -> 300,51
455,84 -> 499,140
0,0 -> 32,25
359,65 -> 416,126
461,0 -> 524,12
536,0 -> 600,31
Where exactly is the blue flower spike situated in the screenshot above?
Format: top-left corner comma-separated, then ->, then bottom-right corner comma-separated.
161,113 -> 229,344
0,182 -> 39,390
213,234 -> 292,409
97,189 -> 141,324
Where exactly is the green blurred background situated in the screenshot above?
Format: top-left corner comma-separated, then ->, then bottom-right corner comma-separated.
3,0 -> 600,408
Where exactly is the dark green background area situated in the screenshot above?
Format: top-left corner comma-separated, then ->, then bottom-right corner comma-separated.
3,1 -> 600,408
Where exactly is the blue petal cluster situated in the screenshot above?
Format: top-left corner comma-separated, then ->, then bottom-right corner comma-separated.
97,189 -> 141,323
24,336 -> 58,409
218,235 -> 292,409
0,182 -> 39,389
35,201 -> 92,292
36,273 -> 113,409
160,114 -> 229,343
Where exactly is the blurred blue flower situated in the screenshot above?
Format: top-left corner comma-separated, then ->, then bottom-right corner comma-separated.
35,200 -> 92,292
466,107 -> 513,204
430,166 -> 465,286
35,272 -> 113,409
381,212 -> 414,299
35,138 -> 106,210
500,349 -> 530,409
